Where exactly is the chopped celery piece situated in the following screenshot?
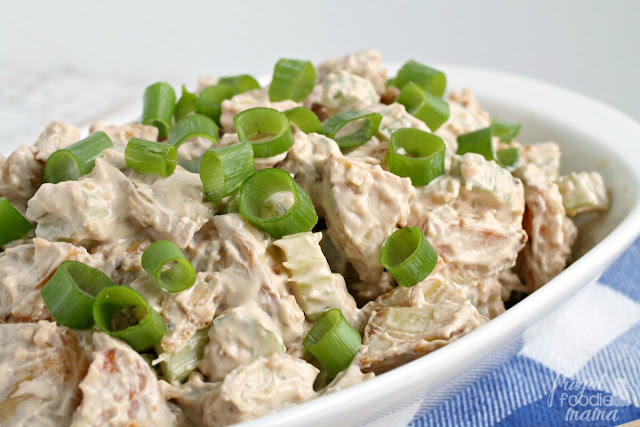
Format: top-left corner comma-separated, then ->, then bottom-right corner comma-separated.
157,328 -> 210,383
557,171 -> 609,217
274,232 -> 353,321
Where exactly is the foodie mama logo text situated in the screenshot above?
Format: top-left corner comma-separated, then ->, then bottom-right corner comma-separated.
547,374 -> 631,422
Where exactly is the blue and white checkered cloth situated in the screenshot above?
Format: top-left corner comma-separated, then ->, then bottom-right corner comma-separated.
367,238 -> 640,427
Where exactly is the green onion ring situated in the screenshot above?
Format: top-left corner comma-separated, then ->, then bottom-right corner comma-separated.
491,117 -> 522,142
396,82 -> 450,131
456,127 -> 495,161
303,309 -> 361,378
0,197 -> 33,246
379,227 -> 438,288
234,107 -> 295,158
41,261 -> 115,330
218,75 -> 260,94
198,84 -> 236,125
284,107 -> 323,134
44,131 -> 114,183
93,285 -> 167,352
269,58 -> 317,102
141,240 -> 197,293
394,60 -> 447,97
125,138 -> 177,177
238,168 -> 318,239
200,141 -> 254,202
322,110 -> 382,148
167,114 -> 219,148
457,127 -> 521,169
142,82 -> 176,138
387,128 -> 446,186
175,85 -> 198,121
496,147 -> 520,169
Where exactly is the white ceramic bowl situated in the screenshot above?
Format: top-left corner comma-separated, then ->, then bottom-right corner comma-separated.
7,65 -> 640,426
238,64 -> 640,426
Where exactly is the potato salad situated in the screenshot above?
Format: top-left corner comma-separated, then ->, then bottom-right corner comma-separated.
0,51 -> 609,426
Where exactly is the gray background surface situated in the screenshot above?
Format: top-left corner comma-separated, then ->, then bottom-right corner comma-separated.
1,0 -> 638,142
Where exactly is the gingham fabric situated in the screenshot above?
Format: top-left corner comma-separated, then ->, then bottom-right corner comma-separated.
364,238 -> 640,427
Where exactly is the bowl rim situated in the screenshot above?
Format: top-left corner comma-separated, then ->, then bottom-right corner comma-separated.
239,63 -> 640,426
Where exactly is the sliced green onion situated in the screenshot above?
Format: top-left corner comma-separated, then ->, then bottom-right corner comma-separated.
456,127 -> 494,161
396,82 -> 450,131
394,60 -> 447,97
93,285 -> 166,352
0,197 -> 33,246
238,168 -> 317,239
141,240 -> 196,293
157,328 -> 210,383
125,138 -> 177,177
284,107 -> 323,134
457,127 -> 520,169
175,85 -> 198,121
167,114 -> 219,148
142,82 -> 176,138
491,117 -> 522,142
322,110 -> 382,148
387,128 -> 446,186
41,261 -> 115,330
379,227 -> 438,288
218,75 -> 260,94
44,131 -> 114,183
496,147 -> 520,169
200,141 -> 254,202
303,309 -> 361,378
269,58 -> 316,102
198,84 -> 236,125
234,107 -> 295,158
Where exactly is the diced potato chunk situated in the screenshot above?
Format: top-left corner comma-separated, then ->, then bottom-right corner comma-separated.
27,159 -> 139,244
71,333 -> 176,427
515,163 -> 577,291
449,153 -> 525,225
519,142 -> 561,180
159,272 -> 223,354
323,155 -> 415,298
279,132 -> 341,216
201,354 -> 318,426
0,238 -> 105,322
321,71 -> 379,112
0,321 -> 91,426
357,278 -> 486,374
316,50 -> 387,94
199,303 -> 285,381
129,168 -> 215,249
